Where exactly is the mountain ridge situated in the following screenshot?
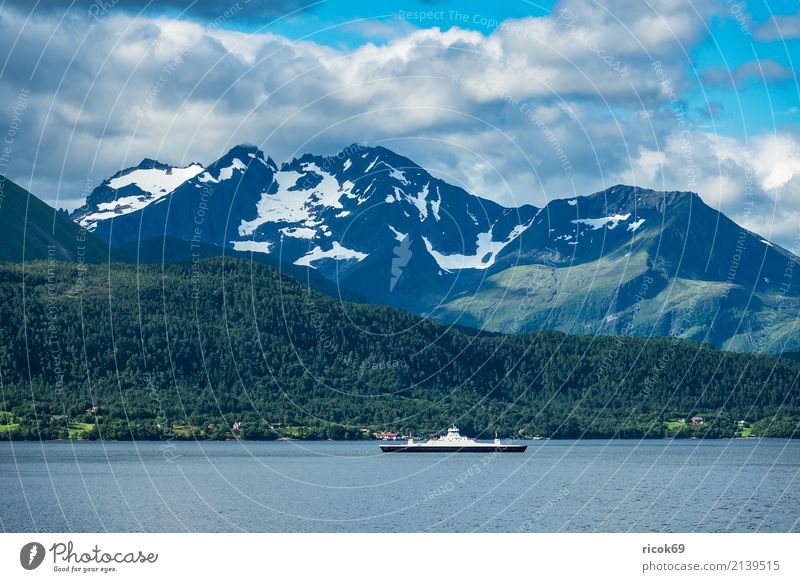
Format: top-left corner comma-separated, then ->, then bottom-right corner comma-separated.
69,143 -> 800,353
2,256 -> 798,440
0,175 -> 111,263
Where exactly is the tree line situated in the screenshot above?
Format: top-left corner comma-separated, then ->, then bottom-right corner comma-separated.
0,258 -> 798,440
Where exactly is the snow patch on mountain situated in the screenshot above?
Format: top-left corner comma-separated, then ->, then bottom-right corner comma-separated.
431,187 -> 442,220
237,162 -> 356,238
388,225 -> 406,242
354,179 -> 376,204
423,221 -> 531,271
76,162 -> 205,230
294,242 -> 368,267
627,218 -> 646,231
384,164 -> 408,185
77,210 -> 124,230
107,163 -> 204,195
198,158 -> 247,183
281,227 -> 316,239
239,170 -> 306,235
96,196 -> 147,212
409,182 -> 430,221
303,163 -> 347,209
573,213 -> 631,230
231,240 -> 272,254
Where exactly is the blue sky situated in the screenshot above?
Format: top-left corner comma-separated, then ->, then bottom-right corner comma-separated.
225,0 -> 800,137
0,0 -> 798,244
97,0 -> 796,161
260,0 -> 557,44
688,1 -> 799,136
137,0 -> 799,137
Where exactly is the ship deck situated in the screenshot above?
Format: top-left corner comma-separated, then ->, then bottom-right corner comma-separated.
379,444 -> 527,453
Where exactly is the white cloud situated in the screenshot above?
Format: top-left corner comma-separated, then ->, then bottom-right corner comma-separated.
754,15 -> 800,41
701,58 -> 796,88
615,130 -> 800,247
751,134 -> 800,190
0,0 -> 795,248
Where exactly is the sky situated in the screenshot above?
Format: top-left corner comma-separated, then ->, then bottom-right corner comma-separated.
0,0 -> 798,246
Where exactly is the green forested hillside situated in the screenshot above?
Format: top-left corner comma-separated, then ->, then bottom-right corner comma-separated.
440,187 -> 800,354
0,176 -> 110,262
1,258 -> 799,440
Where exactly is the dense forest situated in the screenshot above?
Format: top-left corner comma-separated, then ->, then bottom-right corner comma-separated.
0,257 -> 798,441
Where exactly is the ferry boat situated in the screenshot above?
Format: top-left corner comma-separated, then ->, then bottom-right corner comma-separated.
379,425 -> 527,453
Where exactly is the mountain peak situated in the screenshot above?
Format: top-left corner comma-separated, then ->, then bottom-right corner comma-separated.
134,158 -> 172,171
362,144 -> 422,170
316,143 -> 424,172
207,144 -> 276,173
218,143 -> 264,161
600,184 -> 698,199
276,144 -> 424,182
70,143 -> 800,354
594,184 -> 657,200
226,143 -> 261,155
577,184 -> 700,214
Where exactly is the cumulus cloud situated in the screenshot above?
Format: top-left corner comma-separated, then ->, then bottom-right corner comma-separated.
701,58 -> 795,88
613,130 -> 800,246
754,14 -> 800,41
0,0 -> 796,247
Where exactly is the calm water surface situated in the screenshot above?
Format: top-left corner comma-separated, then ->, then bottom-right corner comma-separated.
1,439 -> 798,532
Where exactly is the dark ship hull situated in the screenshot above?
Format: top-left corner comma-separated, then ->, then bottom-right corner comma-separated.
379,443 -> 527,453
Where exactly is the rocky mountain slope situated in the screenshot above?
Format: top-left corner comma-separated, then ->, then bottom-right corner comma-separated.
71,145 -> 800,353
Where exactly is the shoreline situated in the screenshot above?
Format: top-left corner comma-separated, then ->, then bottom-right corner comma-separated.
2,436 -> 794,443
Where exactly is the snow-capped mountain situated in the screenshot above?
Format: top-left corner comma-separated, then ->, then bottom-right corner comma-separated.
231,145 -> 538,292
72,144 -> 800,352
74,158 -> 205,231
80,145 -> 276,250
74,143 -> 538,306
440,184 -> 800,352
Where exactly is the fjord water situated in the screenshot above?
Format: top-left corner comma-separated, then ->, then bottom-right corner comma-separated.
2,440 -> 798,532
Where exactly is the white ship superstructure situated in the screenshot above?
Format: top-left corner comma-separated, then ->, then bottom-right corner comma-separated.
379,426 -> 527,453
